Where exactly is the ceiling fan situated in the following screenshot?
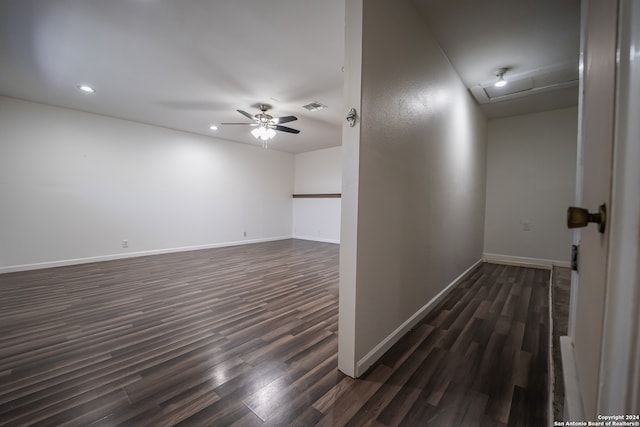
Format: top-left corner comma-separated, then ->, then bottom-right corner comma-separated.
221,104 -> 300,146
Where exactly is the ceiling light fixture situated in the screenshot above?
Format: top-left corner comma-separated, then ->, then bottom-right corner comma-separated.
77,84 -> 96,93
219,104 -> 299,149
251,124 -> 276,148
494,68 -> 508,88
209,125 -> 218,131
251,125 -> 276,141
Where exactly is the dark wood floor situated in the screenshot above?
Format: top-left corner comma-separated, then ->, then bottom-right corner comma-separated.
0,240 -> 549,426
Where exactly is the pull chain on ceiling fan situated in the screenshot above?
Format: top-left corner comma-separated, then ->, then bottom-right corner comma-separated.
220,104 -> 300,148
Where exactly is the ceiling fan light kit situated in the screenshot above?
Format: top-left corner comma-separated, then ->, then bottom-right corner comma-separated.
220,103 -> 300,149
251,126 -> 276,140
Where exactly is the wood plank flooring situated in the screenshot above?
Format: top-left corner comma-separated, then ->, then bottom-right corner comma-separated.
0,240 -> 549,426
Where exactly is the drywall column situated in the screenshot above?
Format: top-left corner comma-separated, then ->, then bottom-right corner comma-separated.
339,0 -> 487,377
338,0 -> 363,377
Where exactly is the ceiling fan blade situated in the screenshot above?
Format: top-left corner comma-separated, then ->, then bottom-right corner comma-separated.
274,115 -> 297,124
220,122 -> 258,126
237,110 -> 257,121
274,125 -> 300,134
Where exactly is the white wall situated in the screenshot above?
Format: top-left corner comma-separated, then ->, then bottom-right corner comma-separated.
340,0 -> 487,376
0,96 -> 294,272
294,146 -> 342,194
484,107 -> 577,266
292,146 -> 341,243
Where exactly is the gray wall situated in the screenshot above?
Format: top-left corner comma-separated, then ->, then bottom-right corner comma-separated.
484,107 -> 577,266
339,0 -> 487,376
0,96 -> 294,272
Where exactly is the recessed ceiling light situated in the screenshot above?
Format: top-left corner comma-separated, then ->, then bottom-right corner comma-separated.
77,84 -> 95,94
209,125 -> 218,131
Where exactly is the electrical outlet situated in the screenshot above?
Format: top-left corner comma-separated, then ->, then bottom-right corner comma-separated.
243,231 -> 247,237
122,240 -> 129,248
522,221 -> 532,232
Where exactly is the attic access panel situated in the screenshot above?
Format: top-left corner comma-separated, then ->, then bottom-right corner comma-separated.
484,77 -> 534,98
470,62 -> 579,104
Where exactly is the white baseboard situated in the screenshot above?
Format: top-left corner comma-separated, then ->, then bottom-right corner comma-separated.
292,235 -> 340,244
355,258 -> 483,377
0,236 -> 293,274
483,252 -> 570,270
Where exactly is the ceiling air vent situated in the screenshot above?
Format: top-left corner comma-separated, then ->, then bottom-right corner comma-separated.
470,62 -> 579,105
302,101 -> 327,111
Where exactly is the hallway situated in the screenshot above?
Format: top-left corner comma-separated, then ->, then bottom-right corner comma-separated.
326,262 -> 549,426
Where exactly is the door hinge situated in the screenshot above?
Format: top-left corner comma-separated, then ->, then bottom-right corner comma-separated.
571,244 -> 579,272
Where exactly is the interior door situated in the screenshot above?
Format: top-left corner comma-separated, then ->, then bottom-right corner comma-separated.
570,0 -> 618,419
598,0 -> 640,413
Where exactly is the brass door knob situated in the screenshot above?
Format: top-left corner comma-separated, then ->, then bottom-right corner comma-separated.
567,204 -> 606,233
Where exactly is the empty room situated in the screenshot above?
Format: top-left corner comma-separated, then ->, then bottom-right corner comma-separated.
1,1 -> 638,426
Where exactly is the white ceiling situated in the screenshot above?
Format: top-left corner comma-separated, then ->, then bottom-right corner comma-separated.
413,0 -> 581,118
0,1 -> 580,153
